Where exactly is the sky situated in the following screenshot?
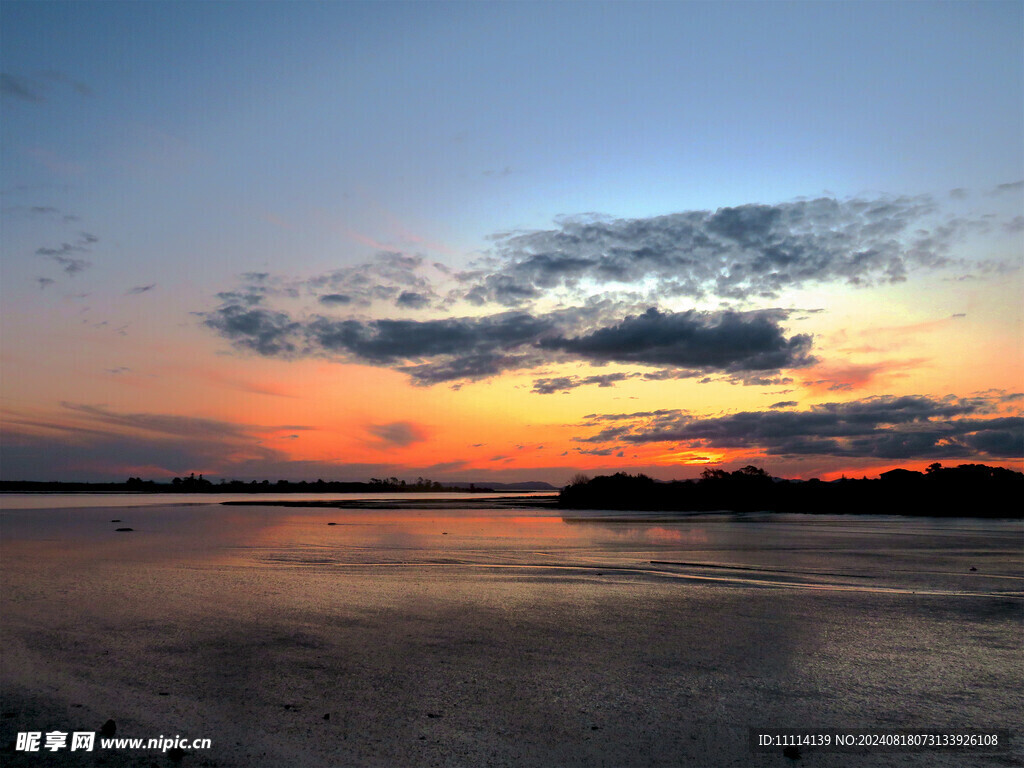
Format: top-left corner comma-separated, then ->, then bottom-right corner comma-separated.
1,1 -> 1022,485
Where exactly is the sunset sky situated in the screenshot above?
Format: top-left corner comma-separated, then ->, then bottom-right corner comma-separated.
2,1 -> 1021,484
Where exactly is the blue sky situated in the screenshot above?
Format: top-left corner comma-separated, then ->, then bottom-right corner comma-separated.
5,2 -> 1020,261
2,1 -> 1021,482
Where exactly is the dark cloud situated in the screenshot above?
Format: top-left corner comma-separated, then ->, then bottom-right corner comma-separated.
465,195 -> 960,306
963,427 -> 1024,457
993,180 -> 1024,194
530,370 -> 703,394
582,408 -> 686,422
399,352 -> 535,385
0,73 -> 43,102
306,312 -> 556,364
575,395 -> 1023,460
126,284 -> 156,295
59,402 -> 312,441
575,408 -> 689,444
1004,216 -> 1024,233
636,369 -> 702,382
216,288 -> 267,307
540,308 -> 814,372
202,307 -> 570,385
366,421 -> 428,448
218,253 -> 440,313
576,425 -> 633,444
35,232 -> 98,275
0,71 -> 92,102
577,447 -> 618,456
770,401 -> 798,409
532,373 -> 632,394
303,252 -> 437,308
201,305 -> 302,357
417,460 -> 467,474
319,293 -> 352,306
36,244 -> 80,257
738,374 -> 794,387
52,256 -> 91,275
396,291 -> 431,309
204,298 -> 812,386
532,376 -> 578,395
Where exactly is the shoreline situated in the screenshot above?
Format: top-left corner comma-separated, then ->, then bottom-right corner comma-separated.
219,495 -> 559,510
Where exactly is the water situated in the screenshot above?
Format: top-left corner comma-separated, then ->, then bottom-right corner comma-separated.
2,495 -> 1021,767
2,495 -> 1020,597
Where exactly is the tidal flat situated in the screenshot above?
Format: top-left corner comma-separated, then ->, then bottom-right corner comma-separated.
1,497 -> 1021,767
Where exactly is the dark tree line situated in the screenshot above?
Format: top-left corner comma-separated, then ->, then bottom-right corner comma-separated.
368,477 -> 447,491
558,463 -> 1024,517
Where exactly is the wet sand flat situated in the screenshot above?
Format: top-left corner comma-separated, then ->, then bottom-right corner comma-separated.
1,502 -> 1022,767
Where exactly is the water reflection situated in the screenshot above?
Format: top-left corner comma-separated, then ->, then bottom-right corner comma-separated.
1,501 -> 1021,597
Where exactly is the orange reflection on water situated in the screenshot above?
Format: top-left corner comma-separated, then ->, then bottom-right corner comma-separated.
643,526 -> 710,545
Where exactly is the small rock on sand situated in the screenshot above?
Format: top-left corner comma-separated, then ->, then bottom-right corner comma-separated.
99,719 -> 116,738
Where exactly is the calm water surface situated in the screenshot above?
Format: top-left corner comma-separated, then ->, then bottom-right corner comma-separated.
2,494 -> 1020,597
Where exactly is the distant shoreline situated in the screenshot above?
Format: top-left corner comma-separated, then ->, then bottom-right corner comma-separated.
0,480 -> 555,494
2,462 -> 1022,518
220,495 -> 559,511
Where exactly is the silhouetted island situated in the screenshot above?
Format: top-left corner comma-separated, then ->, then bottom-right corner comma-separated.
558,463 -> 1024,518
